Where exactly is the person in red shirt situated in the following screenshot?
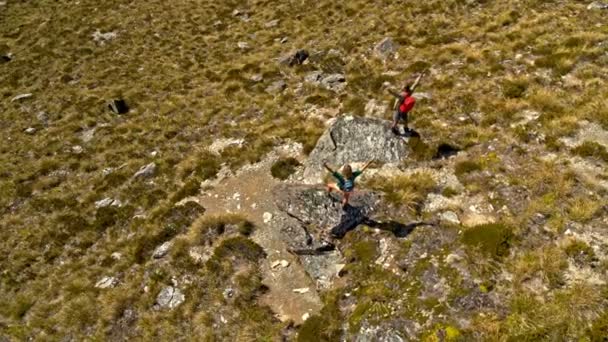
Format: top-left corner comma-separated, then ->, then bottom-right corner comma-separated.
385,71 -> 426,135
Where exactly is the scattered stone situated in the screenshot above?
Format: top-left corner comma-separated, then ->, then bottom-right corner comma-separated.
265,19 -> 280,28
263,212 -> 273,223
304,70 -> 324,83
95,276 -> 119,289
11,93 -> 33,102
302,313 -> 311,321
71,145 -> 84,154
156,286 -> 185,309
237,41 -> 249,49
152,241 -> 172,259
24,127 -> 36,135
133,162 -> 156,179
280,37 -> 288,44
439,211 -> 460,225
292,287 -> 310,294
95,198 -> 113,208
445,253 -> 463,264
320,73 -> 346,92
374,37 -> 397,59
108,99 -> 129,114
271,260 -> 290,269
424,194 -> 453,213
36,111 -> 49,125
223,288 -> 235,299
250,74 -> 263,82
209,138 -> 245,155
149,150 -> 159,157
279,49 -> 309,66
92,30 -> 117,45
588,1 -> 608,10
111,252 -> 122,260
265,80 -> 287,94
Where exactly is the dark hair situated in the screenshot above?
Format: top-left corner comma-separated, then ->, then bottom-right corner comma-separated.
404,85 -> 413,93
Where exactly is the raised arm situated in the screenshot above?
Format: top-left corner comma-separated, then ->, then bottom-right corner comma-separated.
410,70 -> 427,93
360,160 -> 374,172
386,87 -> 404,100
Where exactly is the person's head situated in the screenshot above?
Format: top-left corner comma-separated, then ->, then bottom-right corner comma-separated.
402,84 -> 413,95
341,164 -> 353,178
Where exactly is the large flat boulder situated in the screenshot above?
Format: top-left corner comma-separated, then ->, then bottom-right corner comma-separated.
303,115 -> 409,182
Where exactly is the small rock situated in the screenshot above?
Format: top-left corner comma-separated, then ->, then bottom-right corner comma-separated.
251,74 -> 263,82
133,162 -> 156,179
279,49 -> 309,66
439,211 -> 460,225
374,37 -> 397,58
271,259 -> 290,269
156,286 -> 185,309
80,128 -> 96,143
320,73 -> 346,92
36,111 -> 49,125
588,1 -> 608,10
445,253 -> 463,264
223,288 -> 235,299
292,287 -> 309,294
95,198 -> 114,208
302,313 -> 311,321
24,127 -> 36,134
152,241 -> 172,259
209,138 -> 245,155
188,246 -> 209,263
95,276 -> 119,289
108,99 -> 129,114
71,145 -> 83,154
265,80 -> 287,94
280,37 -> 288,44
304,71 -> 324,83
263,212 -> 273,223
92,30 -> 117,45
11,93 -> 33,102
237,41 -> 249,49
111,252 -> 122,260
150,150 -> 159,157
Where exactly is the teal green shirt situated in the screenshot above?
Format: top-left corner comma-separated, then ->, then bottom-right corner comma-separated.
332,170 -> 362,192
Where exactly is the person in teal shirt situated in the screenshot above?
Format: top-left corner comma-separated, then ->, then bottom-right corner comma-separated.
323,160 -> 373,207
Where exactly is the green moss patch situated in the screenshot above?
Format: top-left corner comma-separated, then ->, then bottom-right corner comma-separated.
461,223 -> 513,258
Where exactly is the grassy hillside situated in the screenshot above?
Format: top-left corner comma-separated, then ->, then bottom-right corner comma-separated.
1,0 -> 607,340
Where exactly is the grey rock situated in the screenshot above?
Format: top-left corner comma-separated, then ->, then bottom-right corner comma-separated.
36,111 -> 49,125
278,49 -> 309,66
439,211 -> 460,225
423,194 -> 452,213
320,73 -> 346,92
71,145 -> 84,154
250,74 -> 263,82
365,99 -> 388,117
11,93 -> 33,102
588,1 -> 608,9
304,71 -> 324,83
374,37 -> 397,58
354,321 -> 410,342
152,241 -> 172,259
223,288 -> 235,299
265,80 -> 287,94
133,162 -> 156,179
92,30 -> 117,45
237,41 -> 249,49
24,127 -> 36,134
81,128 -> 96,143
95,276 -> 119,289
95,198 -> 114,208
303,115 -> 409,181
156,286 -> 185,309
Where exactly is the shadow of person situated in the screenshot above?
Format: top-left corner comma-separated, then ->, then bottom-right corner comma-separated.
364,219 -> 431,238
401,128 -> 420,138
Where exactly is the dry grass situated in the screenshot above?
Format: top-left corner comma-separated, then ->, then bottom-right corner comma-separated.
1,0 -> 607,339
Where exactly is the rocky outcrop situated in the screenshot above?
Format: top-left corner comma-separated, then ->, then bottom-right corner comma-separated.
303,115 -> 409,182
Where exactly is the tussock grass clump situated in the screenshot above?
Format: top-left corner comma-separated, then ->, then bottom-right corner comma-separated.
366,172 -> 436,213
572,141 -> 608,163
563,239 -> 596,265
187,214 -> 255,246
270,157 -> 300,180
454,160 -> 482,178
462,223 -> 513,259
502,78 -> 528,99
567,196 -> 601,223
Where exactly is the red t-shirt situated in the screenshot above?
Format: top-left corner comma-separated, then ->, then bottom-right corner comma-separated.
399,94 -> 416,113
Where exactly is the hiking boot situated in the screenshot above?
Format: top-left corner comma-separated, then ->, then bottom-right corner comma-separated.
391,127 -> 400,135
